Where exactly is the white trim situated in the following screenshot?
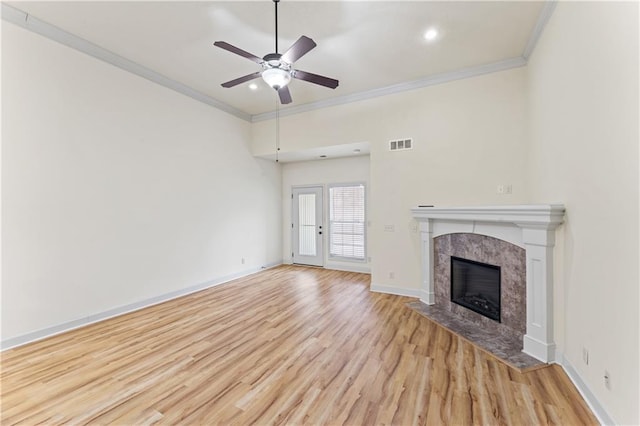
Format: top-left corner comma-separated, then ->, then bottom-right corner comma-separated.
522,1 -> 558,60
324,263 -> 370,274
419,289 -> 433,306
2,2 -> 546,123
251,57 -> 527,122
557,354 -> 615,425
412,204 -> 565,363
0,261 -> 282,351
291,185 -> 324,267
523,334 -> 556,364
1,3 -> 251,122
411,204 -> 566,228
370,284 -> 421,299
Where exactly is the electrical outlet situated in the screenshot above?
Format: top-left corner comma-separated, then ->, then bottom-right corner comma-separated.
497,184 -> 513,194
388,272 -> 395,279
604,370 -> 611,389
384,224 -> 395,232
241,258 -> 245,264
582,347 -> 589,365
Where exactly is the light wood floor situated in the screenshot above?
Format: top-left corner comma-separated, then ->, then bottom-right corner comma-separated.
1,265 -> 597,425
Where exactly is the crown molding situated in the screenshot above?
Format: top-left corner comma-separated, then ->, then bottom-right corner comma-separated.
523,0 -> 557,60
3,2 -> 555,123
251,56 -> 527,122
1,3 -> 252,123
251,1 -> 556,122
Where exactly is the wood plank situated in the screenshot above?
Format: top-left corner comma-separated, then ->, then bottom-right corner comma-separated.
0,265 -> 598,425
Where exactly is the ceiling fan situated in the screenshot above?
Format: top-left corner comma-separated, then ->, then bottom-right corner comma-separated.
213,0 -> 339,105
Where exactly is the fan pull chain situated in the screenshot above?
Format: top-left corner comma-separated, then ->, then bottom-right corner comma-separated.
275,97 -> 280,163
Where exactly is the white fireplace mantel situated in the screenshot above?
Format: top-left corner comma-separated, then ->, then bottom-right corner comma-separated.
411,204 -> 565,363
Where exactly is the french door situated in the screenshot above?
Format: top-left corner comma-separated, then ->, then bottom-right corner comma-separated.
292,186 -> 323,267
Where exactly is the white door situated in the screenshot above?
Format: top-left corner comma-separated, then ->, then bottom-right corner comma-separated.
292,186 -> 323,267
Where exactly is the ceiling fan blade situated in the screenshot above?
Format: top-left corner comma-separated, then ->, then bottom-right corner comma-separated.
293,70 -> 339,89
221,71 -> 262,88
214,41 -> 263,64
281,36 -> 317,64
278,86 -> 293,104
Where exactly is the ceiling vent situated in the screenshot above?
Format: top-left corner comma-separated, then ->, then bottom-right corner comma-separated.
389,138 -> 413,151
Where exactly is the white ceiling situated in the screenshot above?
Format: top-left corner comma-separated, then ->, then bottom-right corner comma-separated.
6,1 -> 547,120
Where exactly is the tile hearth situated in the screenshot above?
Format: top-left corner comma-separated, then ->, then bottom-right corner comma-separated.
407,301 -> 546,372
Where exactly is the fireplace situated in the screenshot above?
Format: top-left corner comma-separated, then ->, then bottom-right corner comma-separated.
450,256 -> 501,322
411,204 -> 565,363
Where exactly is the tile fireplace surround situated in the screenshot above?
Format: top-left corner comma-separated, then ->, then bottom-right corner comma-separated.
411,204 -> 565,363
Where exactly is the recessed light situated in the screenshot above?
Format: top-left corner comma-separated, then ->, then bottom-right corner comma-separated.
319,155 -> 327,159
248,83 -> 258,90
353,149 -> 361,153
423,28 -> 439,41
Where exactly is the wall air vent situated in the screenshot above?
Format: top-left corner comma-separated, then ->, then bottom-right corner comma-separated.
389,138 -> 413,151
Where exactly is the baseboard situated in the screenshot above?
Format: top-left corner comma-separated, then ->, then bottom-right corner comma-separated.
324,263 -> 371,274
370,283 -> 421,298
0,261 -> 282,351
419,289 -> 434,305
523,334 -> 556,363
1,268 -> 615,425
557,353 -> 615,425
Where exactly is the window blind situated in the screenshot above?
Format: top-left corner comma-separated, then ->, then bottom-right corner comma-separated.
329,184 -> 365,260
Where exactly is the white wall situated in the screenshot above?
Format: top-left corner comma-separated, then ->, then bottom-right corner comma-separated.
254,67 -> 529,295
1,23 -> 282,343
526,2 -> 639,424
282,155 -> 370,273
256,9 -> 640,418
5,2 -> 637,421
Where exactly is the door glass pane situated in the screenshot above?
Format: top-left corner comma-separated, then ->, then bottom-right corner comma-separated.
298,194 -> 316,256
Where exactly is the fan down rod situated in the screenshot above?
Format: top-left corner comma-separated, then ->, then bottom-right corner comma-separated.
274,0 -> 279,53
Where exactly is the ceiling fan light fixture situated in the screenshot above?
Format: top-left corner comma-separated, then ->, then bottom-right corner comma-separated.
423,28 -> 439,41
214,0 -> 338,103
262,68 -> 291,90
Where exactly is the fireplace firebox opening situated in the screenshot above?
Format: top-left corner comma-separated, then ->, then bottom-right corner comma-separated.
450,256 -> 501,322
